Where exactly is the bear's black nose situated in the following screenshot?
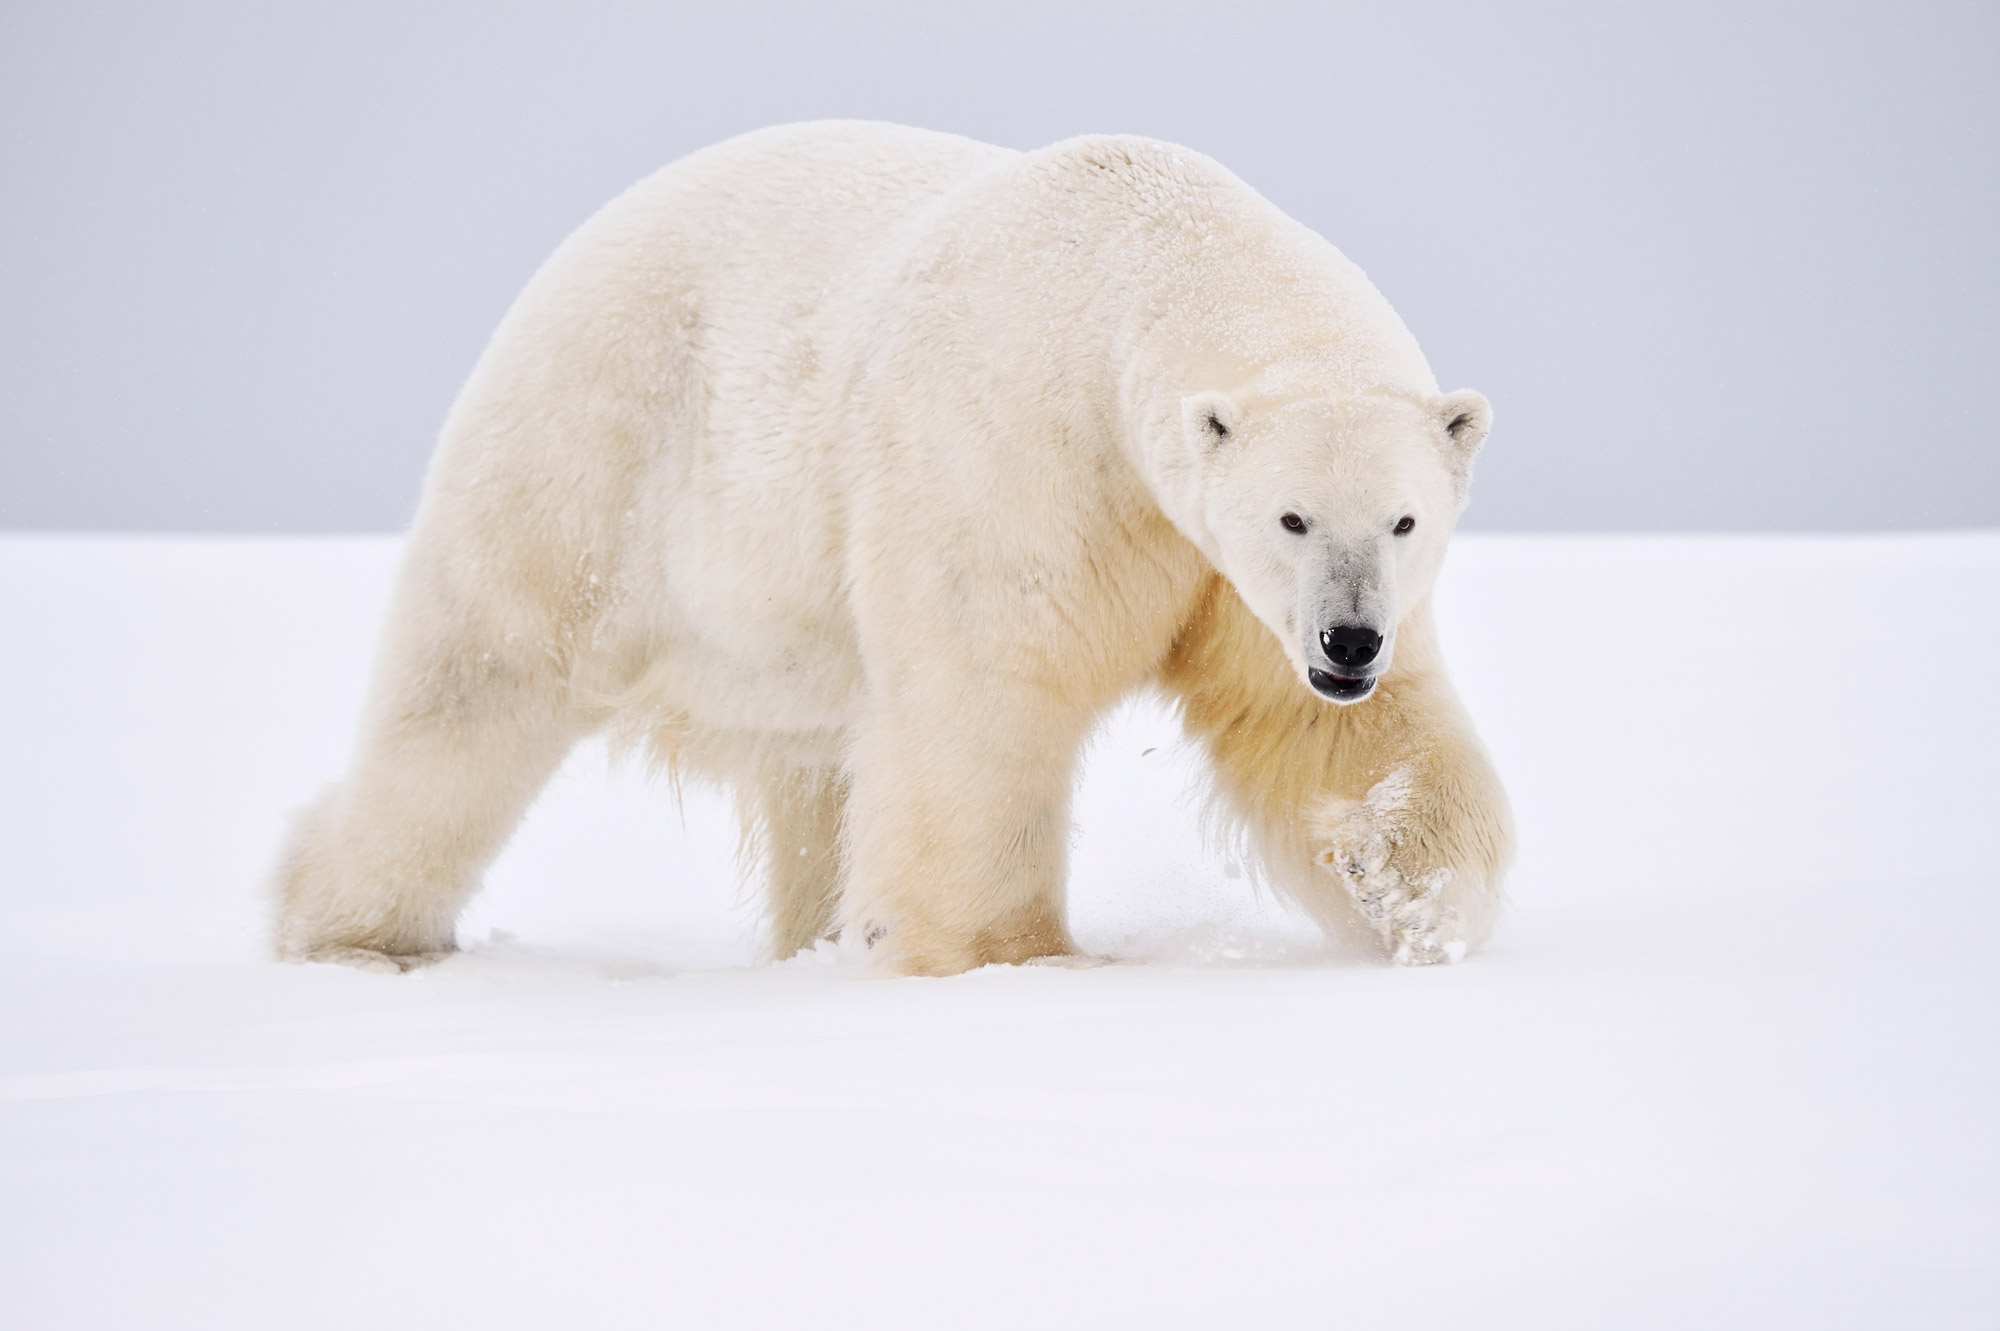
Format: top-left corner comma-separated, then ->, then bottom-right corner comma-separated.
1320,625 -> 1382,669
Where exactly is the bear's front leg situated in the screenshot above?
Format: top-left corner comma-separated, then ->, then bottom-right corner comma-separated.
1301,604 -> 1514,965
1166,587 -> 1513,966
839,686 -> 1092,977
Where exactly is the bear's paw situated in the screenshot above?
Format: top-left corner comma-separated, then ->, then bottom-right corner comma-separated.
1312,772 -> 1469,967
284,944 -> 455,974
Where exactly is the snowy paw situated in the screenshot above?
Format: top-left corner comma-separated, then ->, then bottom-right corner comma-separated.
1019,953 -> 1115,970
1313,774 -> 1468,967
289,945 -> 454,974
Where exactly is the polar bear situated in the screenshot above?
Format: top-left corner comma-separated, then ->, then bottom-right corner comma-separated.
274,121 -> 1512,975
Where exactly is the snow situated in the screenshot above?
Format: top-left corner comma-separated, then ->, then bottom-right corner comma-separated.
2,533 -> 1997,1328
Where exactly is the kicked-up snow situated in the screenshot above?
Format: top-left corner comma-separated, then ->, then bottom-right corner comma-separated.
1,533 -> 1996,1328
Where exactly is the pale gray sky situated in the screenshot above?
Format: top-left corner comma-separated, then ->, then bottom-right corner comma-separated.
3,1 -> 1995,531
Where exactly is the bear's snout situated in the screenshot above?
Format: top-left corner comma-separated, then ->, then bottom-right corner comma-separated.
1320,624 -> 1382,670
1308,624 -> 1385,702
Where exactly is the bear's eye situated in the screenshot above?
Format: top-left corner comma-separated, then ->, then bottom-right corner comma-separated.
1280,512 -> 1307,534
1205,411 -> 1230,440
1393,516 -> 1416,535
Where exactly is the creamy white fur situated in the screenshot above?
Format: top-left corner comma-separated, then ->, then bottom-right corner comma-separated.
272,121 -> 1513,975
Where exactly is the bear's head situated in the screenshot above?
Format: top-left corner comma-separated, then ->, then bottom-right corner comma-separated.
1157,382 -> 1492,703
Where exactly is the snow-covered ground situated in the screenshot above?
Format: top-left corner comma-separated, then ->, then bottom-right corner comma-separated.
2,533 -> 1996,1328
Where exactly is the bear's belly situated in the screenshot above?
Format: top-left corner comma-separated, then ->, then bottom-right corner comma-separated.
634,625 -> 865,738
612,517 -> 868,745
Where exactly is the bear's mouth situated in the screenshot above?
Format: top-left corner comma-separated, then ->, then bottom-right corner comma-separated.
1308,668 -> 1376,703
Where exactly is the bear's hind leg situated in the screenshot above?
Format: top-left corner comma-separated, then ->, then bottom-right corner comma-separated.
273,624 -> 578,970
750,762 -> 849,961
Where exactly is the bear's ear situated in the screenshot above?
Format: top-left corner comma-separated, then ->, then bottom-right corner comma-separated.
1181,392 -> 1239,449
1436,389 -> 1493,466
